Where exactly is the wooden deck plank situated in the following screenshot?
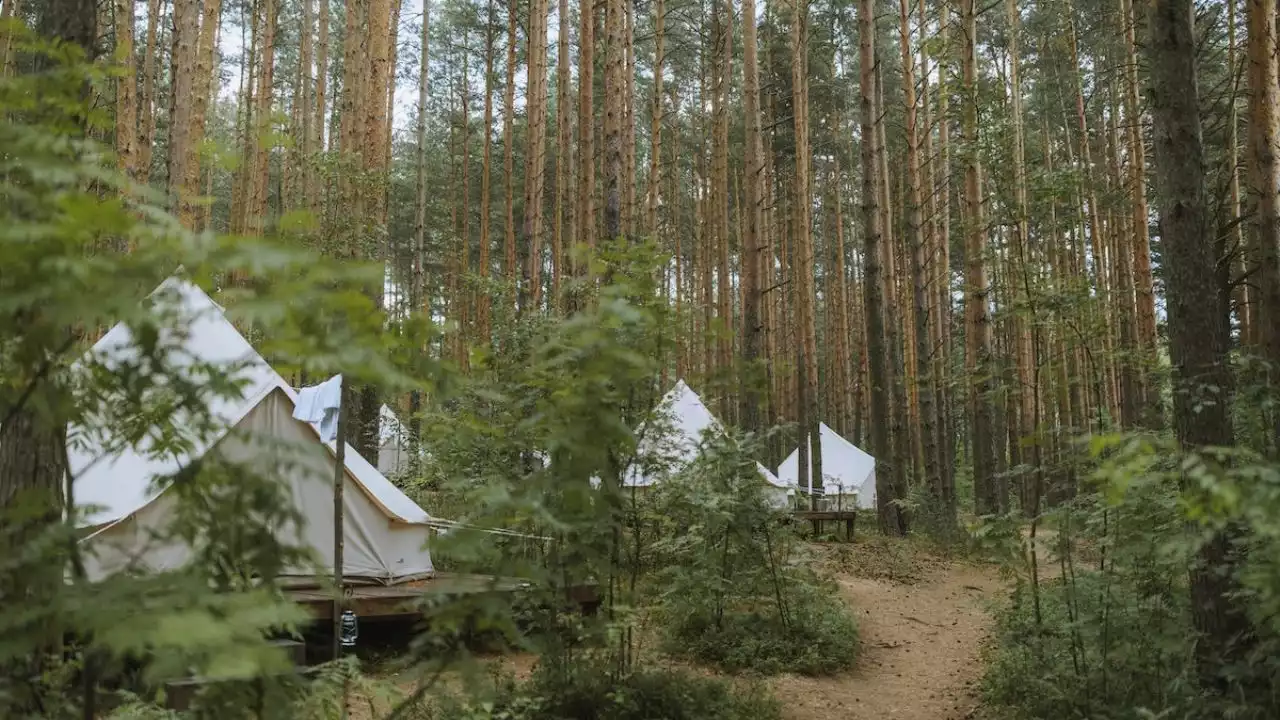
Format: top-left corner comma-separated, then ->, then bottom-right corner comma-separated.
286,573 -> 597,620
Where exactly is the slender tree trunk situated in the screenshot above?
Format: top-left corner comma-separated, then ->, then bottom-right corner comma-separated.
623,0 -> 636,240
741,0 -> 763,432
300,0 -> 314,201
114,0 -> 139,179
315,0 -> 329,157
479,0 -> 495,342
137,0 -> 164,184
1246,0 -> 1280,439
1006,0 -> 1037,497
790,0 -> 819,507
577,0 -> 594,259
524,0 -> 549,306
862,0 -> 898,533
936,19 -> 957,514
555,0 -> 572,308
168,0 -> 201,227
1227,0 -> 1250,346
960,0 -> 997,514
504,0 -> 518,290
1122,0 -> 1157,411
603,0 -> 623,240
249,0 -> 276,233
899,0 -> 938,523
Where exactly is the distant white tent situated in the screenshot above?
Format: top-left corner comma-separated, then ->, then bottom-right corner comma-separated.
71,279 -> 438,585
374,404 -> 416,477
778,422 -> 877,510
625,380 -> 793,507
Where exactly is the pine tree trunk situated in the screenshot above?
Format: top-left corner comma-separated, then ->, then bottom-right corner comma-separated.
790,0 -> 820,506
960,0 -> 997,514
740,0 -> 763,432
899,0 -> 938,523
714,0 -> 733,418
577,0 -> 595,258
504,0 -> 518,289
555,0 -> 572,308
413,0 -> 429,316
1147,0 -> 1247,680
1122,0 -> 1157,412
315,0 -> 329,157
168,0 -> 201,227
137,0 -> 163,184
861,0 -> 895,532
1006,0 -> 1037,500
249,0 -> 276,233
114,0 -> 139,179
1246,0 -> 1280,441
300,0 -> 314,201
524,0 -> 549,306
935,21 -> 957,513
623,0 -> 636,240
479,0 -> 495,342
603,0 -> 623,241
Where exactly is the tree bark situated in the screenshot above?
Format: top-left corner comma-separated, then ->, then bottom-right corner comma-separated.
523,0 -> 549,307
1147,0 -> 1247,679
1246,0 -> 1280,443
504,0 -> 518,290
960,0 -> 997,515
740,0 -> 763,432
479,0 -> 495,341
114,0 -> 139,179
900,0 -> 938,523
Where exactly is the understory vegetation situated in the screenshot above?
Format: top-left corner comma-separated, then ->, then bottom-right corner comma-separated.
980,436 -> 1280,720
425,658 -> 780,720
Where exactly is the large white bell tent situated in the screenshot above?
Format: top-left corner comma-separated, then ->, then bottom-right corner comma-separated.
623,379 -> 793,508
778,422 -> 877,511
71,279 -> 438,585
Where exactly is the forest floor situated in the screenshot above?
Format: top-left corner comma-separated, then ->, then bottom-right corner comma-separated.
356,537 -> 1005,720
775,539 -> 1003,720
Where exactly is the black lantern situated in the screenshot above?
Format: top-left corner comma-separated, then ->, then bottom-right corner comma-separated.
339,609 -> 359,648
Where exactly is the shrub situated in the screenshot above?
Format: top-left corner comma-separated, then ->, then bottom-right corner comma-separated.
662,572 -> 859,676
429,656 -> 780,720
648,432 -> 859,676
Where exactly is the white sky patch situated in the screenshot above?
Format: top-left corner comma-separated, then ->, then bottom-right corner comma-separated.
210,0 -> 569,141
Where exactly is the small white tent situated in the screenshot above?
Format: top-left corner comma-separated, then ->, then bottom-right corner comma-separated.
71,279 -> 438,585
625,380 -> 793,507
778,422 -> 876,510
375,404 -> 415,478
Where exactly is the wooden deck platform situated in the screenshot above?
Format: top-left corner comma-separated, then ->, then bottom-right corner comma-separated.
791,509 -> 858,540
286,572 -> 599,620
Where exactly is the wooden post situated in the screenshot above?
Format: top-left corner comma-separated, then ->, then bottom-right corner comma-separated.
331,376 -> 347,661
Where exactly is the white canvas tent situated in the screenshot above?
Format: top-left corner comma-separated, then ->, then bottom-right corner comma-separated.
624,380 -> 793,507
777,422 -> 876,510
71,279 -> 438,585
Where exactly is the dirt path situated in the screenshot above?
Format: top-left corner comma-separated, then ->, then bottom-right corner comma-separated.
356,544 -> 1004,720
770,550 -> 1002,720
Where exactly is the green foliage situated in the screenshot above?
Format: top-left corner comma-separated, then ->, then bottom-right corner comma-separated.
428,656 -> 781,720
0,33 -> 428,717
981,435 -> 1280,720
649,432 -> 859,676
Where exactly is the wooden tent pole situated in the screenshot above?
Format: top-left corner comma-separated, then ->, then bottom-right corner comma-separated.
332,376 -> 347,661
